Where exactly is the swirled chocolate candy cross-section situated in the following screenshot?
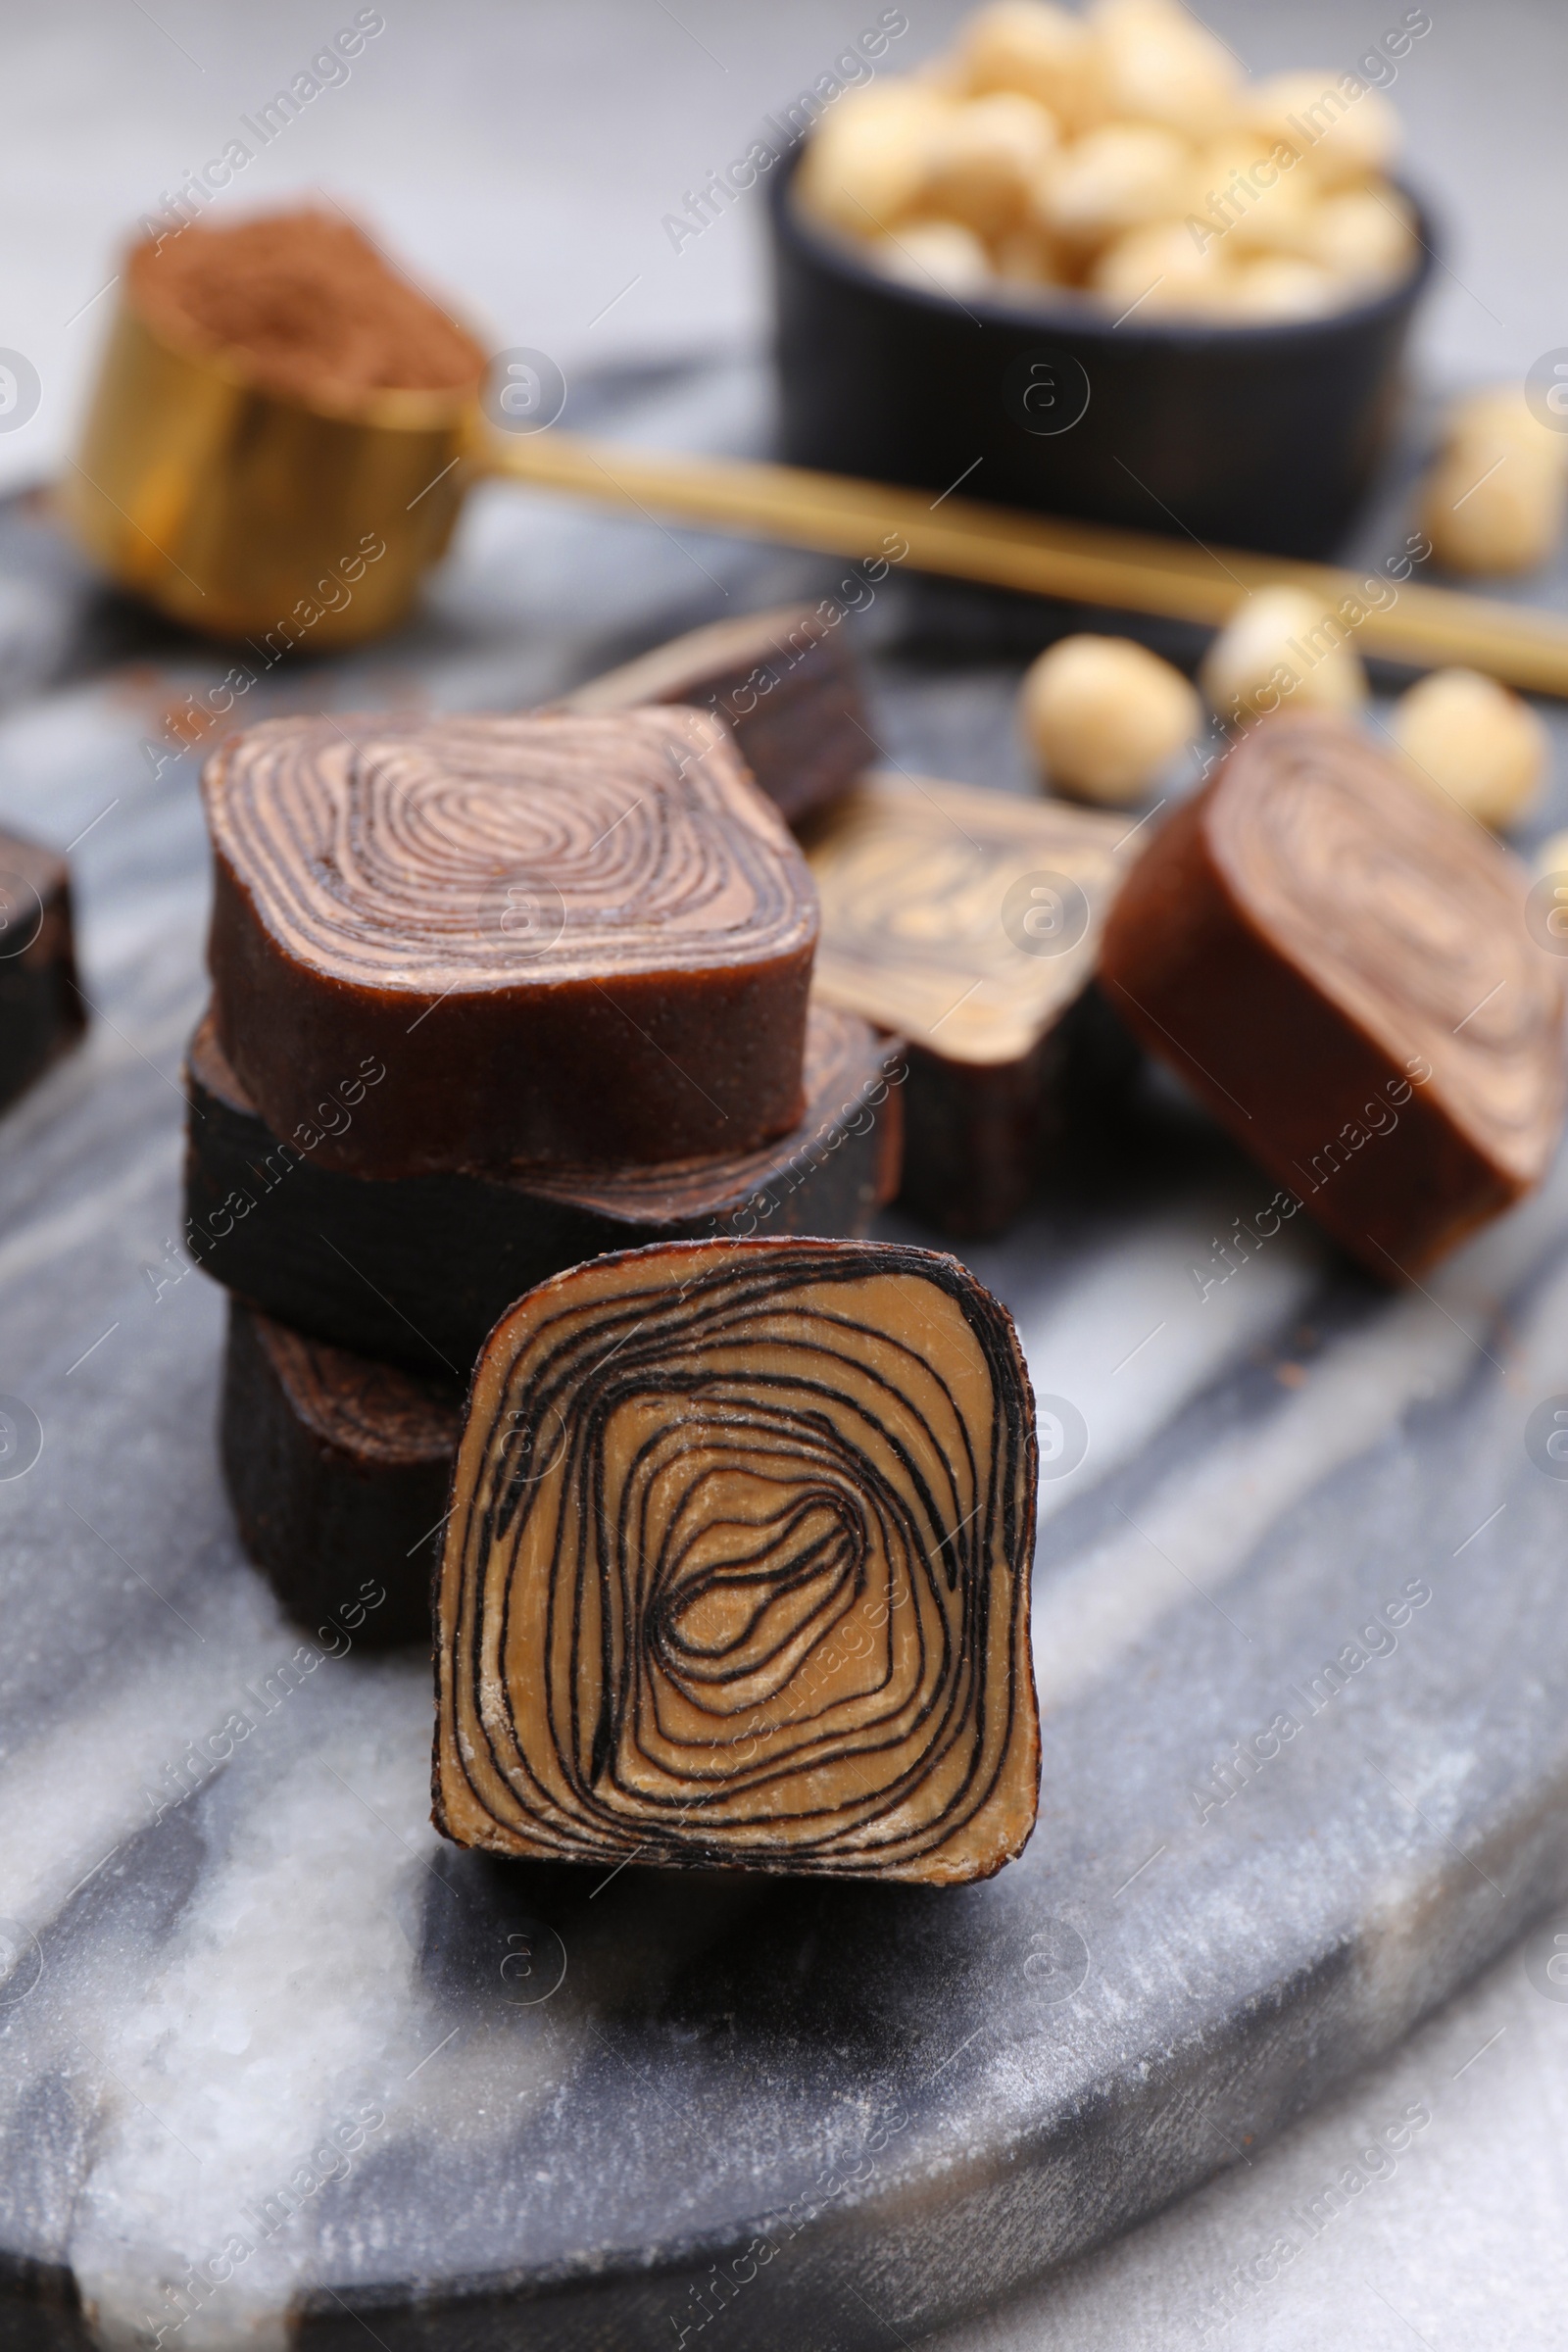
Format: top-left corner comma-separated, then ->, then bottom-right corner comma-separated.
434,1238 -> 1040,1884
1101,711 -> 1567,1275
202,710 -> 819,1178
805,771 -> 1135,1236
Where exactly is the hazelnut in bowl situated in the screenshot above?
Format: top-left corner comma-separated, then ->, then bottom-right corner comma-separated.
768,0 -> 1436,560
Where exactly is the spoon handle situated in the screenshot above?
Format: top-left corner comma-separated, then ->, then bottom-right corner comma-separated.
485,429 -> 1568,698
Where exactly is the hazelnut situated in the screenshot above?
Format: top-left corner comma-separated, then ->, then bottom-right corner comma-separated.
1307,187 -> 1417,287
869,220 -> 993,295
794,86 -> 951,237
1090,0 -> 1242,139
1446,386 -> 1568,477
1391,668 -> 1547,830
991,224 -> 1064,287
922,92 -> 1058,239
1089,219 -> 1232,312
1019,633 -> 1201,803
1200,586 -> 1369,721
1248,72 -> 1400,188
1420,436 -> 1565,576
1034,123 -> 1192,249
961,1 -> 1103,129
1217,255 -> 1341,320
1194,139 -> 1323,258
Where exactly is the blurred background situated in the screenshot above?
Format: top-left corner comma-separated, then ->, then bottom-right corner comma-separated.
5,5 -> 1568,2348
4,0 -> 1567,497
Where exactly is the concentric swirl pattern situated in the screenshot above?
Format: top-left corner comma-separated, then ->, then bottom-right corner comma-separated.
1215,718 -> 1565,1176
203,710 -> 818,1175
206,710 -> 812,988
434,1239 -> 1040,1884
1102,710 -> 1567,1275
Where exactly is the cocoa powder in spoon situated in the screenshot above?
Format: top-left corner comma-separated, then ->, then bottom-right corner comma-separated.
126,207 -> 486,406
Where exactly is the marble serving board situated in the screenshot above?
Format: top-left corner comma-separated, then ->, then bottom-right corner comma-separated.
4,353 -> 1568,2352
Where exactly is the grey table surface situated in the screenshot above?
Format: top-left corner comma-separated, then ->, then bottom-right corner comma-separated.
2,4 -> 1568,2348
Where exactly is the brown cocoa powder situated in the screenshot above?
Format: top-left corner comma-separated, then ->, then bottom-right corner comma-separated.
126,208 -> 486,406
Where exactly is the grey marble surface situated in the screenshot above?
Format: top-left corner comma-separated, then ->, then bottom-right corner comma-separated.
0,341 -> 1564,2346
1,4 -> 1568,2348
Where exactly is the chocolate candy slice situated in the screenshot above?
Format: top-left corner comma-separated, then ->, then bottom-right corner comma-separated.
561,603 -> 869,825
221,1298 -> 458,1647
434,1237 -> 1040,1884
202,710 -> 819,1178
1100,711 -> 1567,1275
184,1004 -> 904,1377
804,771 -> 1135,1236
0,829 -> 84,1113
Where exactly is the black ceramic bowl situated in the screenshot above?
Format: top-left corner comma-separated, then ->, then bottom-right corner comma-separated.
767,144 -> 1436,562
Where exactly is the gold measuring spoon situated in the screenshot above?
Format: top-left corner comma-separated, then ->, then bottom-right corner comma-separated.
64,280 -> 1568,696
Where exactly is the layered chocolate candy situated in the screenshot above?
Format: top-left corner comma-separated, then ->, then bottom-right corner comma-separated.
805,771 -> 1135,1235
221,1299 -> 458,1648
202,710 -> 819,1178
1100,711 -> 1567,1274
561,603 -> 869,826
185,1005 -> 904,1377
434,1237 -> 1040,1885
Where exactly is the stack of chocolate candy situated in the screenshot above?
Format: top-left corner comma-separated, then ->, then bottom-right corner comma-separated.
181,638 -> 1565,1889
186,704 -> 904,1644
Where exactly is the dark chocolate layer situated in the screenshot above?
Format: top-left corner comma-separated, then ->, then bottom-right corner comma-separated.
202,709 -> 819,1176
562,604 -> 869,825
220,1298 -> 459,1647
898,984 -> 1137,1237
185,1004 -> 903,1377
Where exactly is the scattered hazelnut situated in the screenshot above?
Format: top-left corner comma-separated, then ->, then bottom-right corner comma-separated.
1391,667 -> 1547,830
1446,385 -> 1568,477
1420,435 -> 1565,577
1200,585 -> 1369,721
1018,633 -> 1201,803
